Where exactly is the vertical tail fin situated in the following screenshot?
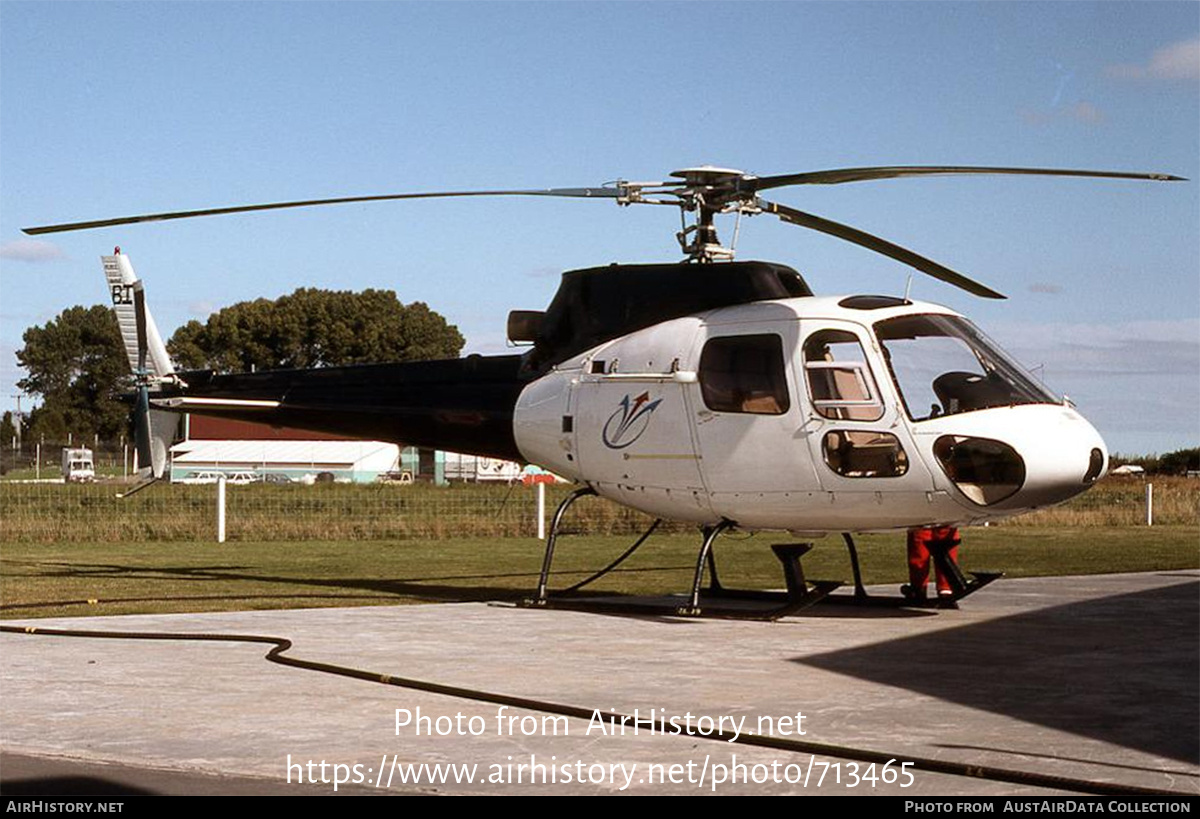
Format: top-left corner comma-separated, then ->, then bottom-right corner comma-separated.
103,252 -> 175,380
102,251 -> 180,480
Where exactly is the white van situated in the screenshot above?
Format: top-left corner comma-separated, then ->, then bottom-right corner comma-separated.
62,448 -> 96,483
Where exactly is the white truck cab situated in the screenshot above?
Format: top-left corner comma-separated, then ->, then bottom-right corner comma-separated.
62,448 -> 96,483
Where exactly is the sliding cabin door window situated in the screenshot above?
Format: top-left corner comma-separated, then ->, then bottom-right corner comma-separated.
699,334 -> 790,415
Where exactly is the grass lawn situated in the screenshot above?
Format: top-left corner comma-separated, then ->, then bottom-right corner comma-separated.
2,526 -> 1196,619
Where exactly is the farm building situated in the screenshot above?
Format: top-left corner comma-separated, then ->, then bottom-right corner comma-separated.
169,415 -> 404,484
167,415 -> 526,484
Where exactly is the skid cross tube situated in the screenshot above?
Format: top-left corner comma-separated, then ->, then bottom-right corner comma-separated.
842,532 -> 869,600
532,486 -> 596,604
705,545 -> 724,592
679,520 -> 735,615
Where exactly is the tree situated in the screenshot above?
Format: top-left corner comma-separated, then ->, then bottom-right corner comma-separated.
1157,447 -> 1200,475
0,411 -> 15,447
16,305 -> 130,440
168,288 -> 465,372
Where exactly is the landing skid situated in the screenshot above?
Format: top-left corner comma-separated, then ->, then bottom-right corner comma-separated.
526,539 -> 841,622
520,490 -> 998,620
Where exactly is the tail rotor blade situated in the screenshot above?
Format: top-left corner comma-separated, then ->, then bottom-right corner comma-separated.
133,281 -> 148,375
130,281 -> 169,478
132,389 -> 172,480
133,384 -> 154,474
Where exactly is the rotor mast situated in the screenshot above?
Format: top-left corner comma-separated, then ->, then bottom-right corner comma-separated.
668,166 -> 758,263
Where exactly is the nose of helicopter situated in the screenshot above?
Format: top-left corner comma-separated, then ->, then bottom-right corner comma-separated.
1006,409 -> 1108,508
930,405 -> 1108,513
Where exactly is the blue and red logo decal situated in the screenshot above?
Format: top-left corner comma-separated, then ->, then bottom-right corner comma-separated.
602,392 -> 663,449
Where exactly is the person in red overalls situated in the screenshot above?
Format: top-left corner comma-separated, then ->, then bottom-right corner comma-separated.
902,526 -> 961,602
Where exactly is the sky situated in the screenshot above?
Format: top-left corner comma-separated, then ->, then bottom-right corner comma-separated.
1,1 -> 1197,456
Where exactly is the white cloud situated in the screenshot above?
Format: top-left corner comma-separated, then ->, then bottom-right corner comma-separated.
986,318 -> 1200,453
0,239 -> 66,264
991,318 -> 1198,364
1106,37 -> 1200,81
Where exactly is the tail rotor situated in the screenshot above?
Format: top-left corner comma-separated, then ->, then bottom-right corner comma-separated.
130,281 -> 167,480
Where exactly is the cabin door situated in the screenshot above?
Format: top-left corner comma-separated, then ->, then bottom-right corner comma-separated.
690,321 -> 824,528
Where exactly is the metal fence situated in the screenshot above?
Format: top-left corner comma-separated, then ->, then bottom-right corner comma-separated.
0,479 -> 678,543
1,438 -> 1195,543
1,438 -> 135,481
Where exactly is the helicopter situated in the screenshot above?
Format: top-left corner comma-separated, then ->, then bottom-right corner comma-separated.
23,164 -> 1185,618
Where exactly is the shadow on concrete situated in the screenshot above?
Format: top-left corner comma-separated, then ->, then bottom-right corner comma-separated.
1,777 -> 157,795
796,580 -> 1199,763
0,752 -> 397,796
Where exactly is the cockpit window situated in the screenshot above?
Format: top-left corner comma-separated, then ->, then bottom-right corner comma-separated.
875,315 -> 1058,421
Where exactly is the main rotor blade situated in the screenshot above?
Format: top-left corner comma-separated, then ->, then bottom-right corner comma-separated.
22,187 -> 623,235
757,199 -> 1006,299
749,166 -> 1186,192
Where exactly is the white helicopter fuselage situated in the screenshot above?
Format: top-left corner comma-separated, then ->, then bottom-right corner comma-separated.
514,295 -> 1107,533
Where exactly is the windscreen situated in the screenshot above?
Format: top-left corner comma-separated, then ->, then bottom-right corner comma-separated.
874,314 -> 1058,421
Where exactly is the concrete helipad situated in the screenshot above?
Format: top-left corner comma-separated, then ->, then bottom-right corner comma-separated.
2,572 -> 1197,795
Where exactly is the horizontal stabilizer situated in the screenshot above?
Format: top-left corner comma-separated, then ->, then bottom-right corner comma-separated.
152,397 -> 282,411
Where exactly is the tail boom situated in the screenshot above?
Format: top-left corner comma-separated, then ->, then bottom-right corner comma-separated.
155,355 -> 527,462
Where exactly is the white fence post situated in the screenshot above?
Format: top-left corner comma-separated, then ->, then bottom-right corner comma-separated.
1145,482 -> 1153,527
217,475 -> 227,543
537,482 -> 546,540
